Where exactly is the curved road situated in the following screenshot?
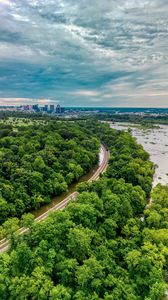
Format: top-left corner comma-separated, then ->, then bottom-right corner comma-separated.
0,145 -> 110,253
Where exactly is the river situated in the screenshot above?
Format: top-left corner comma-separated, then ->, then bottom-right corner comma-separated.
33,122 -> 168,219
32,148 -> 104,218
110,122 -> 168,187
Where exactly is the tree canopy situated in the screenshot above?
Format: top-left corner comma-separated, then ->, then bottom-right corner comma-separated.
0,121 -> 100,225
1,119 -> 167,299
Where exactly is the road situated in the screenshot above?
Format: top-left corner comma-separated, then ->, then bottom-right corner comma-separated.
0,145 -> 110,253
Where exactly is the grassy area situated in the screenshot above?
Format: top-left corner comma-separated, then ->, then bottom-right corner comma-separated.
0,117 -> 47,127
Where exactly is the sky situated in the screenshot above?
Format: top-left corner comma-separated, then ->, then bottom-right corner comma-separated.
0,0 -> 168,107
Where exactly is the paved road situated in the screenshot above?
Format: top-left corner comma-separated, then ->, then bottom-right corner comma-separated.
0,145 -> 110,253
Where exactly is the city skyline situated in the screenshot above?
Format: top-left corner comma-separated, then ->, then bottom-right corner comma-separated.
0,0 -> 168,107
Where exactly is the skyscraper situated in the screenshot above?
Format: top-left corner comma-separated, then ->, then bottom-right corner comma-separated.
32,104 -> 39,111
44,105 -> 48,112
50,104 -> 54,112
61,107 -> 65,113
56,104 -> 60,114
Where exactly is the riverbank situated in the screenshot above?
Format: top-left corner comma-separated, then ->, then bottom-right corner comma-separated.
110,122 -> 168,187
0,145 -> 110,253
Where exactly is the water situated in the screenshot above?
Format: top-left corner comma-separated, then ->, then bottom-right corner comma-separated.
110,122 -> 168,187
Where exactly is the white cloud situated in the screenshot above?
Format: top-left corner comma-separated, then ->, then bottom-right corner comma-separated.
0,0 -> 168,106
11,13 -> 29,22
0,0 -> 11,5
72,90 -> 100,97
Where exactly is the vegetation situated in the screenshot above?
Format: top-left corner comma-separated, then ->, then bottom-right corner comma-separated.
0,121 -> 100,225
1,109 -> 168,126
1,120 -> 165,300
95,112 -> 168,126
0,111 -> 56,122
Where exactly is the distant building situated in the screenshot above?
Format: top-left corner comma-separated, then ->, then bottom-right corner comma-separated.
32,104 -> 39,112
23,105 -> 31,111
43,105 -> 48,112
56,104 -> 61,114
50,104 -> 55,112
61,107 -> 65,114
56,104 -> 65,114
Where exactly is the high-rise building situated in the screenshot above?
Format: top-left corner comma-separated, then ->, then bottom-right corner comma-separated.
56,104 -> 61,114
32,104 -> 39,111
44,105 -> 48,112
50,104 -> 55,112
60,107 -> 65,114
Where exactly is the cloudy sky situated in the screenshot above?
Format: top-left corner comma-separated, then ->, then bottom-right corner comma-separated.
0,0 -> 168,107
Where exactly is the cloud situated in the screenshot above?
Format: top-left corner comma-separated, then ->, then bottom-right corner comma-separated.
0,0 -> 11,5
0,97 -> 58,106
0,0 -> 168,106
72,90 -> 100,97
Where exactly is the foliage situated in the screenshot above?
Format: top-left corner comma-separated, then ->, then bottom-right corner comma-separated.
0,121 -> 100,225
1,120 -> 165,300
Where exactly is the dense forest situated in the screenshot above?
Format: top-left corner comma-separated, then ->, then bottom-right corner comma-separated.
0,121 -> 100,225
1,120 -> 167,299
96,113 -> 168,126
